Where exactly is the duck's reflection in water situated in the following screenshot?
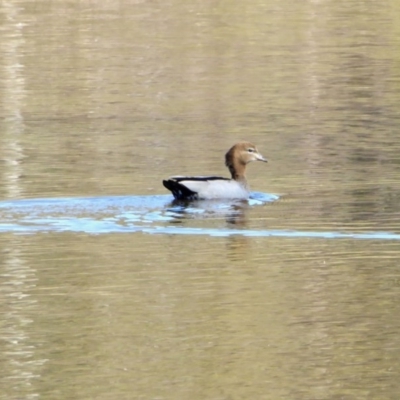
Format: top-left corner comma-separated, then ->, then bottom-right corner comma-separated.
165,198 -> 251,227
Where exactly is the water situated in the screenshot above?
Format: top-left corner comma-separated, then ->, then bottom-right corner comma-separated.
1,194 -> 400,240
1,1 -> 400,399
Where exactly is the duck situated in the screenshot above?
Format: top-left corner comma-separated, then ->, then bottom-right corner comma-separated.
163,141 -> 268,200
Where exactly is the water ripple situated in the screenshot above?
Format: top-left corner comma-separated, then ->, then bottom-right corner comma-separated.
0,194 -> 399,240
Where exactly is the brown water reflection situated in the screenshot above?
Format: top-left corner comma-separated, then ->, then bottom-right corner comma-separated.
2,233 -> 400,399
1,0 -> 400,399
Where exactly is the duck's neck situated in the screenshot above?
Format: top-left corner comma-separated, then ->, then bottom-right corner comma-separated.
227,160 -> 248,185
225,148 -> 250,188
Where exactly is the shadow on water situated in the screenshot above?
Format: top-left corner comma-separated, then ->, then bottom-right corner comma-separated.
0,193 -> 399,240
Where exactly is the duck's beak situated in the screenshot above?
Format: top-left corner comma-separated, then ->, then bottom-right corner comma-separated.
256,152 -> 268,162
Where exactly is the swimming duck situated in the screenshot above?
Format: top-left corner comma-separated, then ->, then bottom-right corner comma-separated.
163,141 -> 268,200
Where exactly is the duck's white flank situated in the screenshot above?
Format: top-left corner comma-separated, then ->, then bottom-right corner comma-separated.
162,141 -> 268,200
172,178 -> 249,199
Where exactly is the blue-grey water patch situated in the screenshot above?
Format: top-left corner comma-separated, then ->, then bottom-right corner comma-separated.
0,193 -> 399,240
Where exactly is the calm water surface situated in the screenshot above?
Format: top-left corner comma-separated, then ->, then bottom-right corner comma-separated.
1,1 -> 400,399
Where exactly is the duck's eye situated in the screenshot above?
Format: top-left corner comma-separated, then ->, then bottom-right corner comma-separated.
247,148 -> 255,153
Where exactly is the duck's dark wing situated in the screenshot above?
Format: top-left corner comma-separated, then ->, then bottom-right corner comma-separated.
163,179 -> 198,200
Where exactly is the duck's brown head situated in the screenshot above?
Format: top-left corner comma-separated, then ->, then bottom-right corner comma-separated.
225,142 -> 268,180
